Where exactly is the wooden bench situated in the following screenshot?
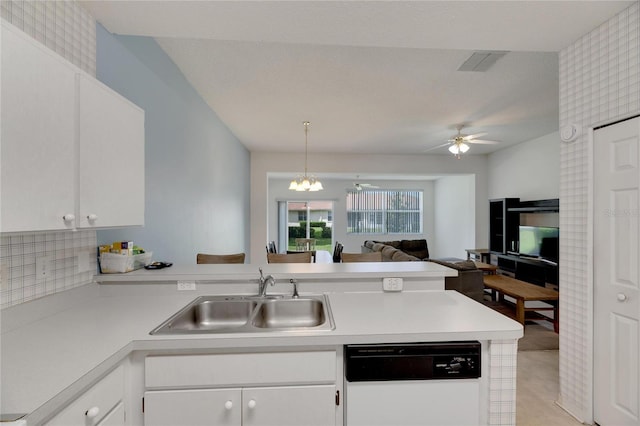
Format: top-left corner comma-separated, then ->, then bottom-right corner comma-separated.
483,274 -> 559,332
473,261 -> 498,274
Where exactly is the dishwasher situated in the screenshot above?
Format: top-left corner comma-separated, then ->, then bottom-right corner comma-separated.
344,341 -> 481,426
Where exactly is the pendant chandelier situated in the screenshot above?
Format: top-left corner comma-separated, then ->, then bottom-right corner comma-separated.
289,121 -> 323,191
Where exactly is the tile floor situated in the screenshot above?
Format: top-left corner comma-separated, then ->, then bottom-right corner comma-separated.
517,350 -> 582,425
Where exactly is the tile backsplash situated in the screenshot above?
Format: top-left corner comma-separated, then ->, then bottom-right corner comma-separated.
0,231 -> 97,309
1,0 -> 96,76
1,0 -> 98,310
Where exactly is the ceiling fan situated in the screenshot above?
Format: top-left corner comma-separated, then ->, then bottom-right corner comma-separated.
351,176 -> 380,191
426,125 -> 500,159
353,182 -> 380,191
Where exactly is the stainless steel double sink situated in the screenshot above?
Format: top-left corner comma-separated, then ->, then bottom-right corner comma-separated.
150,294 -> 334,334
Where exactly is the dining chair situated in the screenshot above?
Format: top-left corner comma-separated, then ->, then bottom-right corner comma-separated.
341,252 -> 383,263
295,238 -> 316,251
196,253 -> 246,264
267,252 -> 313,263
332,242 -> 344,263
287,250 -> 317,263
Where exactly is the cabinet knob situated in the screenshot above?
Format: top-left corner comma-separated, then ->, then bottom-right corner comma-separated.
247,399 -> 257,409
85,406 -> 100,419
62,214 -> 75,223
224,400 -> 233,410
617,293 -> 628,302
87,214 -> 98,222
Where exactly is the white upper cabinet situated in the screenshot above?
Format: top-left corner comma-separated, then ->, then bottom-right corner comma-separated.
1,22 -> 78,232
0,22 -> 145,232
78,75 -> 145,228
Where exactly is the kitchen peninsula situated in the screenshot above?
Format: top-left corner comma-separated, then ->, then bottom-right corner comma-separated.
2,262 -> 522,426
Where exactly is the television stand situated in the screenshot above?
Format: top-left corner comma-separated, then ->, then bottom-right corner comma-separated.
495,253 -> 559,288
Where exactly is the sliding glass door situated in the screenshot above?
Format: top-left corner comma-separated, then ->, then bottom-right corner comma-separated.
278,201 -> 334,252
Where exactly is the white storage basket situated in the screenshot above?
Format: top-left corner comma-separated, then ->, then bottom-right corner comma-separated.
100,252 -> 152,273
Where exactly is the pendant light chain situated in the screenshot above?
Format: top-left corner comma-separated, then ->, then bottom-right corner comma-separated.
303,121 -> 310,176
288,120 -> 323,191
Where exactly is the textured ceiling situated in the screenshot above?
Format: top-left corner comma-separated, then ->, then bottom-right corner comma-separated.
81,1 -> 634,155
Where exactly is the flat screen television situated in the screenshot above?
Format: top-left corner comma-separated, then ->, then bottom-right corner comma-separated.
518,226 -> 559,262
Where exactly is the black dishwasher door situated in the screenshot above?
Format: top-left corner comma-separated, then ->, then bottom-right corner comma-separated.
345,341 -> 481,382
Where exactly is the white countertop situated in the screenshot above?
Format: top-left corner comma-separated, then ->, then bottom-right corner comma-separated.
95,261 -> 458,283
1,277 -> 522,422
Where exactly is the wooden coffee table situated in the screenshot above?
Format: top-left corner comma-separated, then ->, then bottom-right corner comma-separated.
483,274 -> 559,332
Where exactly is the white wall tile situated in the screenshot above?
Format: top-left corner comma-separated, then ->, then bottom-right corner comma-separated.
558,1 -> 640,422
1,0 -> 95,75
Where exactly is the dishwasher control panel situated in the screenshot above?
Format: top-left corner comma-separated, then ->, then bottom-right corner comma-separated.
345,341 -> 481,381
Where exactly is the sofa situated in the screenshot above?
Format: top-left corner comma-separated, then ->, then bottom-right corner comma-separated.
362,239 -> 484,302
362,239 -> 429,261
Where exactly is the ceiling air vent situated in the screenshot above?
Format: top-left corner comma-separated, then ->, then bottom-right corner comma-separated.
457,51 -> 508,72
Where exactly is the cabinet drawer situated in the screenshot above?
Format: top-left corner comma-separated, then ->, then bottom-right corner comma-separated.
145,351 -> 336,388
46,365 -> 124,426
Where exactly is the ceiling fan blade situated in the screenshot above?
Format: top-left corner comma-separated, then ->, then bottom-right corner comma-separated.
467,139 -> 500,145
461,132 -> 487,141
424,142 -> 451,152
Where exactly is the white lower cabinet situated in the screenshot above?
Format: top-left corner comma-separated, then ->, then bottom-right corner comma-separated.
144,385 -> 335,426
98,402 -> 126,426
242,385 -> 336,426
46,365 -> 125,426
143,351 -> 338,426
144,388 -> 241,426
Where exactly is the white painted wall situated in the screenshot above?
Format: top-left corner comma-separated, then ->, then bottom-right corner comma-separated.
95,26 -> 251,264
487,131 -> 560,201
251,152 -> 489,263
434,175 -> 476,259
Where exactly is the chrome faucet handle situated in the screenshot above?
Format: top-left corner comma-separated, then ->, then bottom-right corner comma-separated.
290,279 -> 299,298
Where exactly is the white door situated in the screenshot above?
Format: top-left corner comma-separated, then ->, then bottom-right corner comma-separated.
242,385 -> 336,426
594,116 -> 640,426
78,74 -> 145,228
1,23 -> 77,232
144,388 -> 241,426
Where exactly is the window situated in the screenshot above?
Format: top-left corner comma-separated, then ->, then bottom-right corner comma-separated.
298,211 -> 307,221
346,190 -> 423,234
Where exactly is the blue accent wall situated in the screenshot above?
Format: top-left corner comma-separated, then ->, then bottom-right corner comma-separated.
95,24 -> 250,264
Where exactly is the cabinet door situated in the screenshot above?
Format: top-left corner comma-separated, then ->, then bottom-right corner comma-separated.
78,74 -> 145,228
1,23 -> 77,232
144,388 -> 241,426
46,366 -> 124,426
96,402 -> 125,426
243,385 -> 336,426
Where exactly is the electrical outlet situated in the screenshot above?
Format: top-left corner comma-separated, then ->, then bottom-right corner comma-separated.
177,281 -> 196,291
36,255 -> 53,282
77,251 -> 91,273
382,277 -> 403,292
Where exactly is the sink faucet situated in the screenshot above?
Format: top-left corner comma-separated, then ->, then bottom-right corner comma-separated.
290,279 -> 299,298
258,268 -> 275,297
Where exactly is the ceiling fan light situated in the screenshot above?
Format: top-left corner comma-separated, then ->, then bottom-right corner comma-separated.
459,143 -> 470,153
449,144 -> 460,154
